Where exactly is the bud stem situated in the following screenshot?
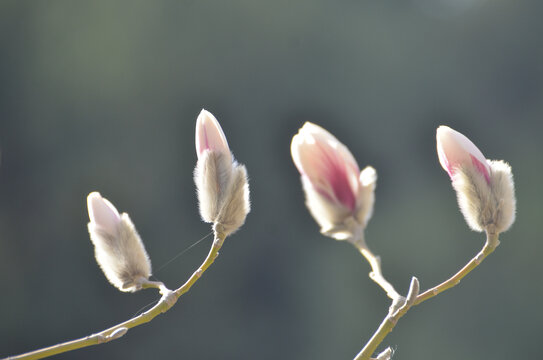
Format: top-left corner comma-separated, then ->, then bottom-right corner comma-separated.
350,230 -> 401,301
6,232 -> 228,360
414,230 -> 499,305
174,230 -> 226,297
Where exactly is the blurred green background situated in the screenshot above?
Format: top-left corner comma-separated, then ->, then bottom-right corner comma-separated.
1,1 -> 541,359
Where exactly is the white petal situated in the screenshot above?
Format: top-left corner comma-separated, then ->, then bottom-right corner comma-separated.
87,192 -> 121,235
195,109 -> 231,160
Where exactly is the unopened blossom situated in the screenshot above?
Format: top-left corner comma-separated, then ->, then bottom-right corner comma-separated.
437,126 -> 491,183
194,109 -> 250,236
436,126 -> 516,234
88,191 -> 121,236
87,192 -> 151,292
196,109 -> 231,161
291,122 -> 376,240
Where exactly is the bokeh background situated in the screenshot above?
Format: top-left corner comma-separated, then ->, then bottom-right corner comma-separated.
1,1 -> 542,359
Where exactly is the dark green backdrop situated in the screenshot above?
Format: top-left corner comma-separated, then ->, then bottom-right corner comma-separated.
1,1 -> 541,359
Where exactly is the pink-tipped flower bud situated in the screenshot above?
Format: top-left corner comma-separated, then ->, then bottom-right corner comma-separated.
291,122 -> 376,240
436,126 -> 516,234
87,192 -> 151,292
437,126 -> 491,183
194,110 -> 250,236
196,110 -> 231,161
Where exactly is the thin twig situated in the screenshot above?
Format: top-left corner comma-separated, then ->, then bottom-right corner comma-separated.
5,232 -> 227,360
353,277 -> 419,360
350,230 -> 401,301
414,231 -> 499,305
353,231 -> 499,360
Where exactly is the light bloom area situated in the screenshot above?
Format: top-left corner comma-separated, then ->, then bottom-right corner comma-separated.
87,192 -> 152,292
194,109 -> 250,236
436,126 -> 516,234
291,122 -> 376,240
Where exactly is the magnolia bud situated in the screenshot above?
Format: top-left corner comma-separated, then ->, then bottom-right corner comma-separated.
196,109 -> 231,161
436,126 -> 516,234
291,122 -> 377,240
194,110 -> 250,236
87,192 -> 151,292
